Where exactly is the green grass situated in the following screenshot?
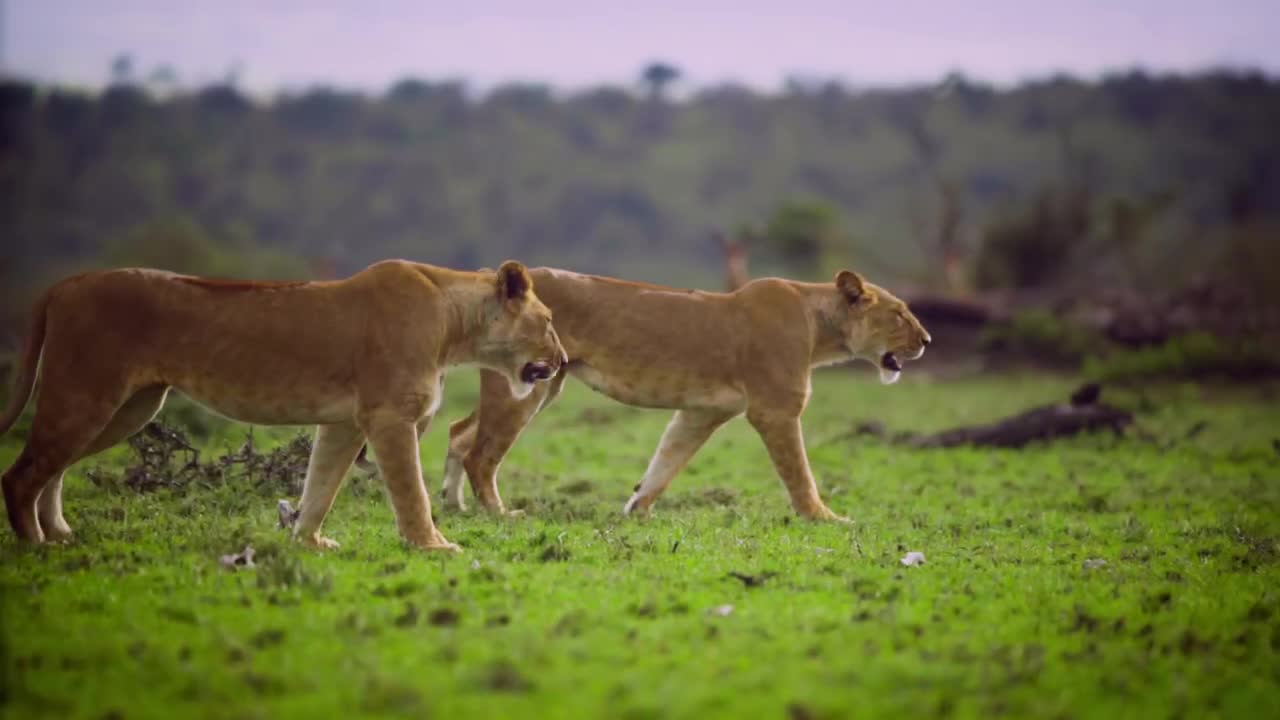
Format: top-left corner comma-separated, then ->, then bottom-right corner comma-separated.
2,371 -> 1279,719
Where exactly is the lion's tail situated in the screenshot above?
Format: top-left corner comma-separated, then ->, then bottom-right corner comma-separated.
0,288 -> 50,437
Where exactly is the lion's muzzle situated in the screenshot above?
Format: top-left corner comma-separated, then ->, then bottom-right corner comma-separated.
520,361 -> 557,384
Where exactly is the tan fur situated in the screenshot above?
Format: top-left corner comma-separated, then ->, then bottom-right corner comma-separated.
0,260 -> 565,551
442,267 -> 930,518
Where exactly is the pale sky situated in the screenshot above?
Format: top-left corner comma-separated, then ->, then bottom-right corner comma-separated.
5,0 -> 1278,94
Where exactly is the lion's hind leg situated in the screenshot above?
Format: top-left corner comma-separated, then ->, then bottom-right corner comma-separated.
3,448 -> 49,542
441,411 -> 478,510
34,473 -> 73,541
622,409 -> 735,516
4,378 -> 138,542
34,385 -> 170,542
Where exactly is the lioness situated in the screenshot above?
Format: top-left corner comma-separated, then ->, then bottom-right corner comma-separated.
0,260 -> 566,551
439,267 -> 930,519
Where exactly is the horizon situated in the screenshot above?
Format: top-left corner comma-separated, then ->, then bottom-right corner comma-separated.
4,1 -> 1279,96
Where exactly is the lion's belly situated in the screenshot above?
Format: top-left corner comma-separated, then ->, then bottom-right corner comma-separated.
176,382 -> 356,426
150,333 -> 360,426
567,362 -> 746,413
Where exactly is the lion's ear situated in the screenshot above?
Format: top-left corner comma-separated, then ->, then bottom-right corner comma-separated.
496,261 -> 533,302
835,270 -> 865,304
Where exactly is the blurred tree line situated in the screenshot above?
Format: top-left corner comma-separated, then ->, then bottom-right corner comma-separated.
2,66 -> 1278,338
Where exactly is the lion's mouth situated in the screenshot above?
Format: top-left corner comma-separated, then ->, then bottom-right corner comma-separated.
520,361 -> 555,384
878,351 -> 902,385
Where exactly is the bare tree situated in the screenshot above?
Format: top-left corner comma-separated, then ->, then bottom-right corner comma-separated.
641,62 -> 681,101
897,95 -> 969,295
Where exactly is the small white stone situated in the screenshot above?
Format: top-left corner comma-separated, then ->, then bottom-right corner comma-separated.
219,545 -> 255,570
900,551 -> 926,567
708,604 -> 735,617
277,499 -> 298,529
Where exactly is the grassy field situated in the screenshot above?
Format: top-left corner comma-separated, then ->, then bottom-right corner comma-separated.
2,370 -> 1279,719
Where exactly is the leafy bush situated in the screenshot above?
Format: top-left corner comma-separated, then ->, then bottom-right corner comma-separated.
974,188 -> 1091,289
1084,332 -> 1280,383
105,215 -> 311,280
763,200 -> 843,278
979,309 -> 1109,365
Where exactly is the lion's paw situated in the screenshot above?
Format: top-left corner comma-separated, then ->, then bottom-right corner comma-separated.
621,494 -> 654,517
404,530 -> 463,553
800,505 -> 849,523
42,525 -> 75,543
299,534 -> 341,550
429,528 -> 462,552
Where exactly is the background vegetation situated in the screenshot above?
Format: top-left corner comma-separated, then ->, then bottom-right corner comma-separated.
4,66 -> 1280,338
3,55 -> 1280,719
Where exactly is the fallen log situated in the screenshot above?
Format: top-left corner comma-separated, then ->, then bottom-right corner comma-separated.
833,383 -> 1133,449
910,383 -> 1131,448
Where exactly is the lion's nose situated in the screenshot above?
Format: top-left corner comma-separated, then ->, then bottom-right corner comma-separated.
921,335 -> 931,347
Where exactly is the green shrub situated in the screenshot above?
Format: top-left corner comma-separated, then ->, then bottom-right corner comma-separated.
974,188 -> 1090,290
979,309 -> 1109,365
1084,332 -> 1280,383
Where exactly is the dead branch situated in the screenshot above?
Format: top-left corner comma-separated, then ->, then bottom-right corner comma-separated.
838,383 -> 1133,449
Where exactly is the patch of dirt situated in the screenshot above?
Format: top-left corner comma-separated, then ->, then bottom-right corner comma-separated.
668,487 -> 739,509
726,571 -> 776,588
249,628 -> 286,649
539,543 -> 571,562
557,479 -> 596,495
393,603 -> 419,628
428,608 -> 461,627
482,661 -> 533,693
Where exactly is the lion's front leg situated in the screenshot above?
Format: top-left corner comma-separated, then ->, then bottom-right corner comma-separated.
362,411 -> 459,552
453,368 -> 562,514
292,421 -> 367,550
747,410 -> 848,522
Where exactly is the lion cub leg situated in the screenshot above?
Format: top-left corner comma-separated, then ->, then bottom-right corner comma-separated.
746,410 -> 847,522
361,412 -> 458,552
292,421 -> 367,550
623,409 -> 735,516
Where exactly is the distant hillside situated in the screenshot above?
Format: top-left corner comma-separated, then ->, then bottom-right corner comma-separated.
2,70 -> 1278,298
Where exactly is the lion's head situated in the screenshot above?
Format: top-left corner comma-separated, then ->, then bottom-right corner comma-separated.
475,261 -> 567,398
831,269 -> 931,384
